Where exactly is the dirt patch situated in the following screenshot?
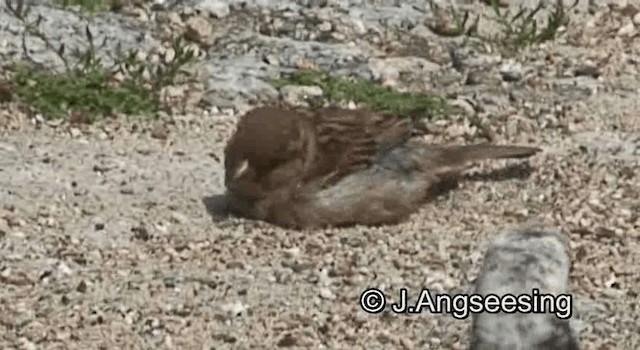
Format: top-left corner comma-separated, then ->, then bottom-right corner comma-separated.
0,1 -> 639,349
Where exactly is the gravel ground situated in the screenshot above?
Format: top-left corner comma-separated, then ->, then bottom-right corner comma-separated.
1,1 -> 639,349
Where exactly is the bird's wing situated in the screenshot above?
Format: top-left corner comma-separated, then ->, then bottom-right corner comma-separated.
311,107 -> 413,184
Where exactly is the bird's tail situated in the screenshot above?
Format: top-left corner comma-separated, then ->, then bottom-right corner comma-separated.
418,143 -> 541,177
436,144 -> 541,163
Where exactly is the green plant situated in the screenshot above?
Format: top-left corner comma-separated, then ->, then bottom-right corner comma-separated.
482,0 -> 578,55
427,0 -> 578,57
12,61 -> 157,121
57,0 -> 120,12
272,70 -> 450,119
5,0 -> 197,120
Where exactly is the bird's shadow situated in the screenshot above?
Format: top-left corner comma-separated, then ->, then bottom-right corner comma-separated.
203,193 -> 273,230
202,194 -> 232,222
462,162 -> 536,183
428,162 -> 536,198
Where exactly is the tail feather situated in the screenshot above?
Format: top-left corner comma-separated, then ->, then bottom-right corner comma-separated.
432,144 -> 541,164
422,143 -> 540,178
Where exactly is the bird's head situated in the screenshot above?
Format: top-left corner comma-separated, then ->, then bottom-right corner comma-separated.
223,106 -> 312,186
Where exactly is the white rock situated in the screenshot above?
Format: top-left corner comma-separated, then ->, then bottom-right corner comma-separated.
279,85 -> 324,107
185,16 -> 213,44
195,0 -> 231,18
617,22 -> 636,37
219,301 -> 247,318
319,287 -> 336,300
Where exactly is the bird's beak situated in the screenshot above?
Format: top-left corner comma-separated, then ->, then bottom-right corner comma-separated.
233,159 -> 250,180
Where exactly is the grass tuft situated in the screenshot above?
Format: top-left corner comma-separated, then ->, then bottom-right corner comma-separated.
272,70 -> 450,119
427,0 -> 578,57
57,0 -> 124,12
5,0 -> 197,121
12,62 -> 157,121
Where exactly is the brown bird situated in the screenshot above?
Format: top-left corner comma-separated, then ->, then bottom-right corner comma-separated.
224,106 -> 541,229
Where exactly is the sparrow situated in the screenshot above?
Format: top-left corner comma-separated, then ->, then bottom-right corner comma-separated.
223,106 -> 541,229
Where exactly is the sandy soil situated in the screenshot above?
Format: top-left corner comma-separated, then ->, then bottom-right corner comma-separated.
1,89 -> 638,350
1,3 -> 639,350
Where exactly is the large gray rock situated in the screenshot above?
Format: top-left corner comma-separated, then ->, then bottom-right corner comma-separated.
470,224 -> 580,350
0,3 -> 160,71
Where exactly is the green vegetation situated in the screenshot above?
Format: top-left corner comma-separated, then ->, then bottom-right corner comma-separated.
57,0 -> 122,12
428,0 -> 578,57
12,62 -> 157,121
481,0 -> 578,56
5,0 -> 197,121
272,70 -> 450,119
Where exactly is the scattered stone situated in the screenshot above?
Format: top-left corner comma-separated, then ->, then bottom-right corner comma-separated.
499,61 -> 523,82
193,0 -> 231,18
0,2 -> 636,350
184,15 -> 213,43
279,85 -> 324,107
150,124 -> 170,140
617,21 -> 636,37
277,333 -> 297,347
